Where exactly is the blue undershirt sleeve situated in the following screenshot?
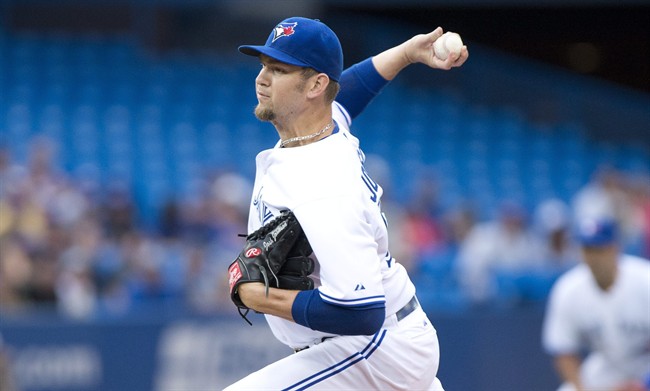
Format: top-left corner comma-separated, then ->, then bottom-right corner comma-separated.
336,58 -> 390,120
292,289 -> 385,336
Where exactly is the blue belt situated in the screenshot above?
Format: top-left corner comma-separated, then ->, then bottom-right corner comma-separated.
395,295 -> 419,321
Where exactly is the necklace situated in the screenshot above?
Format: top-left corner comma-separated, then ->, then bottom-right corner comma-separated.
280,121 -> 333,148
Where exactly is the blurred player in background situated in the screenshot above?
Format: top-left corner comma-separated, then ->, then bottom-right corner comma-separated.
225,17 -> 467,390
543,217 -> 650,391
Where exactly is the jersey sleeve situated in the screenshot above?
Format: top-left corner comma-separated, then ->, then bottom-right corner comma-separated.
542,277 -> 582,355
293,196 -> 386,309
336,58 -> 389,120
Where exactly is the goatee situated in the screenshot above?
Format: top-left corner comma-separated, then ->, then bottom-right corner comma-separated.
254,105 -> 275,122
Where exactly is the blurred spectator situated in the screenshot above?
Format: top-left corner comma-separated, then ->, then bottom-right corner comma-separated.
533,198 -> 579,270
48,179 -> 91,230
627,174 -> 650,258
572,167 -> 644,253
24,137 -> 66,212
13,196 -> 49,251
159,198 -> 182,239
23,249 -> 58,305
448,203 -> 476,241
398,174 -> 446,272
0,237 -> 33,310
200,172 -> 253,310
209,172 -> 251,239
0,333 -> 17,391
573,167 -> 626,221
0,147 -> 24,200
56,217 -> 103,318
455,200 -> 545,304
437,203 -> 477,261
411,203 -> 477,294
542,217 -> 650,391
121,232 -> 168,304
100,182 -> 136,240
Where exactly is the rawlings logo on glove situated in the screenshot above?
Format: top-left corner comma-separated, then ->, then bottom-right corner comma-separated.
228,210 -> 314,324
245,247 -> 262,258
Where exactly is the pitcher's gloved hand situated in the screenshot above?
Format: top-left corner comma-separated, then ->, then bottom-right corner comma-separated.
228,210 -> 313,324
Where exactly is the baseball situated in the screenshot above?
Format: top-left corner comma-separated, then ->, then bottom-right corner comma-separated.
434,32 -> 463,60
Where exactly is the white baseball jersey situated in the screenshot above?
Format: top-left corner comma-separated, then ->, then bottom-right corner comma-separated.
542,254 -> 650,390
226,102 -> 442,391
247,102 -> 415,349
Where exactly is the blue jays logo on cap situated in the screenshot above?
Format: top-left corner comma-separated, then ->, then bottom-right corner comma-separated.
238,17 -> 344,82
272,22 -> 297,42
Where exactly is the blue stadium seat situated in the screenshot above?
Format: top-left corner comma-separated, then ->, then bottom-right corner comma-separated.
3,33 -> 649,250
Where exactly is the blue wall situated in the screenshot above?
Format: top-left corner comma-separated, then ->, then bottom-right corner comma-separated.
0,307 -> 558,391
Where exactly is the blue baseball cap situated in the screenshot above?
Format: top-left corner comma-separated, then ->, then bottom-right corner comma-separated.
576,218 -> 618,247
238,17 -> 343,82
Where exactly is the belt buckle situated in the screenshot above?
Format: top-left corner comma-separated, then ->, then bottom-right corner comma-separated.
293,336 -> 333,353
395,296 -> 419,322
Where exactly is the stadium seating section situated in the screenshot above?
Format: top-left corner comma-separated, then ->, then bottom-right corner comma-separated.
2,33 -> 648,311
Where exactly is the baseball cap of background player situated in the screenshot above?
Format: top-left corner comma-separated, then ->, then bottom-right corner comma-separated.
576,217 -> 618,247
238,17 -> 343,82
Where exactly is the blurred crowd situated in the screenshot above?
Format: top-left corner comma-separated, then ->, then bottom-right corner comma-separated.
1,137 -> 649,319
0,137 -> 251,318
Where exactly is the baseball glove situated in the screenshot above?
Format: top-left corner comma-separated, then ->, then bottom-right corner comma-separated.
277,225 -> 315,291
228,210 -> 314,324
